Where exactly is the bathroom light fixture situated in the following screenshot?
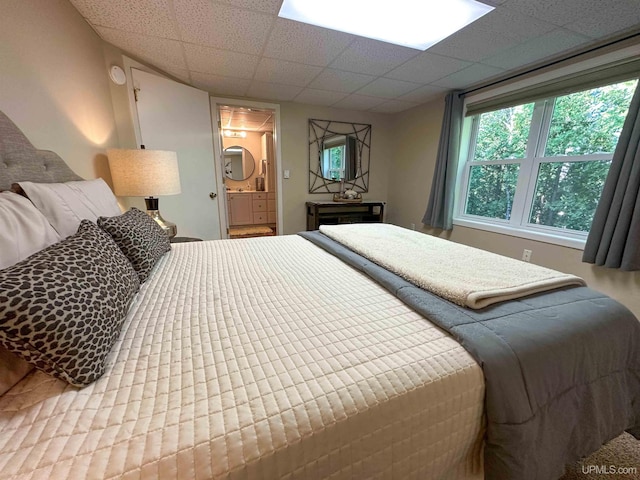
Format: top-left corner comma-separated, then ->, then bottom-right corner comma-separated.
107,148 -> 182,238
224,130 -> 247,138
278,0 -> 493,51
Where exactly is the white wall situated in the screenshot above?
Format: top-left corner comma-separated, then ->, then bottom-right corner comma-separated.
0,0 -> 119,182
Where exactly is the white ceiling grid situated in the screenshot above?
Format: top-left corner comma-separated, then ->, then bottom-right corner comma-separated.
69,0 -> 640,113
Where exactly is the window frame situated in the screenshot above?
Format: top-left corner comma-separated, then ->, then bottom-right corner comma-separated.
454,85 -> 632,250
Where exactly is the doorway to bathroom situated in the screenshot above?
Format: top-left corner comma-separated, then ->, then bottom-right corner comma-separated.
210,98 -> 282,239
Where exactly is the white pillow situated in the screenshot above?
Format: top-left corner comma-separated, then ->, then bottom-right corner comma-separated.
18,178 -> 122,238
0,191 -> 63,395
0,191 -> 61,270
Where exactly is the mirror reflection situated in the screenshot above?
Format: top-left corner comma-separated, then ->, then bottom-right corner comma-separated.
321,134 -> 357,181
224,146 -> 255,181
309,119 -> 371,194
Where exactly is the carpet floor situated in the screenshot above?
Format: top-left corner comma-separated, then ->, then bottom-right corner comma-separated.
559,433 -> 640,479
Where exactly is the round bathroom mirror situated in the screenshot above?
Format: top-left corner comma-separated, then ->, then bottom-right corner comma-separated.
224,146 -> 256,181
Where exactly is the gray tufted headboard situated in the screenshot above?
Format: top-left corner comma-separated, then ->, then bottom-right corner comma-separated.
0,110 -> 83,190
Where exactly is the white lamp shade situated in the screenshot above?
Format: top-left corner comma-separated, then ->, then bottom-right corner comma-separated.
107,149 -> 181,197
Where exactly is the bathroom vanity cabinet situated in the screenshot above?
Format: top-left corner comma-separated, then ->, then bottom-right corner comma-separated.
228,192 -> 276,226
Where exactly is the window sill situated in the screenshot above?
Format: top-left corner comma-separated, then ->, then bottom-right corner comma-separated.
452,217 -> 586,250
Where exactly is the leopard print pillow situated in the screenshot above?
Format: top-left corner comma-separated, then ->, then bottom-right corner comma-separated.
0,220 -> 140,387
98,208 -> 171,283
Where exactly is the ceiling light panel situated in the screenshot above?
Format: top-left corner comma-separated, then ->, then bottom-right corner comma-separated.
278,0 -> 494,51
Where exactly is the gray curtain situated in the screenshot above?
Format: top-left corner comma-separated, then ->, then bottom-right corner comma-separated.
422,91 -> 463,230
583,83 -> 640,270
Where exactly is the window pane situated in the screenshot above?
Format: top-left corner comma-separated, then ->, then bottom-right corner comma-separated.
473,103 -> 534,161
323,145 -> 345,180
465,164 -> 519,220
544,80 -> 638,157
528,160 -> 611,232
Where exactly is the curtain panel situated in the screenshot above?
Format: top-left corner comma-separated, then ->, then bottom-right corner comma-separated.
422,91 -> 463,230
583,82 -> 640,270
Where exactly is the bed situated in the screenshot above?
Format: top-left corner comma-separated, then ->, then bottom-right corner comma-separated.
0,110 -> 639,480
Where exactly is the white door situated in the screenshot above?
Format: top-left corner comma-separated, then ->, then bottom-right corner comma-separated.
132,68 -> 221,240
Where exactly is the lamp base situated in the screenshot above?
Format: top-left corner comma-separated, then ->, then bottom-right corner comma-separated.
145,197 -> 177,238
146,210 -> 177,238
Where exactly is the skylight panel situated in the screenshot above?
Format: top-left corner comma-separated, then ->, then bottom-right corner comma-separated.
278,0 -> 494,51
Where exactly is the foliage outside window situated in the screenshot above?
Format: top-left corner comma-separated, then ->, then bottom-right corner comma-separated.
323,144 -> 345,180
456,79 -> 638,246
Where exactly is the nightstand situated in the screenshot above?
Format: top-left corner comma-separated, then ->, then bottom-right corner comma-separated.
170,236 -> 202,243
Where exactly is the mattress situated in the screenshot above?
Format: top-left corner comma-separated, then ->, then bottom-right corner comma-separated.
0,236 -> 484,479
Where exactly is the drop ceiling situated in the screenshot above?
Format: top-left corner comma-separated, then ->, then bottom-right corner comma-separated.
69,0 -> 640,114
219,105 -> 274,132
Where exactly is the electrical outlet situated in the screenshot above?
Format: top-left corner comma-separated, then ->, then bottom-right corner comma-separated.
522,249 -> 532,262
410,223 -> 416,230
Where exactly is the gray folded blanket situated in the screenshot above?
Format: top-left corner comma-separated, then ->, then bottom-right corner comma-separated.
300,230 -> 640,480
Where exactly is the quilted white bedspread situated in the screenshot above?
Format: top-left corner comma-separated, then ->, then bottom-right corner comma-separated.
0,236 -> 484,479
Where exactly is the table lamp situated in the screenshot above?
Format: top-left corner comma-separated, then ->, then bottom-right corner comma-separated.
107,148 -> 181,238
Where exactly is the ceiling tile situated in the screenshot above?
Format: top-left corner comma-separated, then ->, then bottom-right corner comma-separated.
253,58 -> 323,87
483,28 -> 591,71
357,77 -> 422,99
263,18 -> 355,66
190,72 -> 251,97
398,85 -> 449,104
184,44 -> 259,78
429,21 -> 524,62
220,106 -> 274,131
96,26 -> 187,70
308,69 -> 375,94
329,38 -> 419,76
173,0 -> 274,55
246,81 -> 303,101
506,0 -> 610,27
214,0 -> 283,14
370,100 -> 419,114
336,94 -> 386,111
385,53 -> 472,84
432,63 -> 505,89
161,67 -> 191,84
69,0 -> 179,39
294,89 -> 349,107
476,6 -> 558,42
564,1 -> 640,39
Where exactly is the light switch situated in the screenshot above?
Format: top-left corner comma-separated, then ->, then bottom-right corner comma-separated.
284,169 -> 290,179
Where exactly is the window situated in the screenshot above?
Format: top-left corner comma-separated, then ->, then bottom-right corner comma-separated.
456,79 -> 638,247
323,143 -> 346,180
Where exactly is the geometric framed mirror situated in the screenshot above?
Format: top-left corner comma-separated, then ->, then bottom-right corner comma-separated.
309,119 -> 371,193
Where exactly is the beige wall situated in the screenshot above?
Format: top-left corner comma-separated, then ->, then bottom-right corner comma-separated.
0,0 -> 118,182
279,102 -> 394,234
388,97 -> 640,318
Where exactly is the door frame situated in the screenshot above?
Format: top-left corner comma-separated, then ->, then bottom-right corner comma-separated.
210,97 -> 284,237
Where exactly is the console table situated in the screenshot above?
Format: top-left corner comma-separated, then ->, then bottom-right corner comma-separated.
306,201 -> 385,231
